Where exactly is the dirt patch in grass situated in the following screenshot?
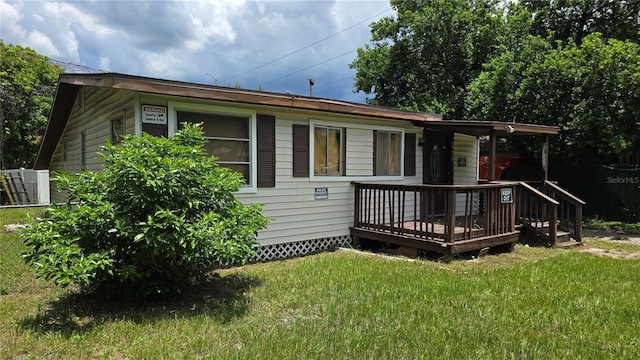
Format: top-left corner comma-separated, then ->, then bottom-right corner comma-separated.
579,230 -> 640,259
578,246 -> 640,259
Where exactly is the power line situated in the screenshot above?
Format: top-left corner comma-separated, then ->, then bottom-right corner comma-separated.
292,74 -> 359,98
220,7 -> 392,84
250,1 -> 363,57
253,49 -> 356,88
48,59 -> 106,73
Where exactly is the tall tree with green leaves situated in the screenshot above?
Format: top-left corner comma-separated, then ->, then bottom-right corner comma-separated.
0,41 -> 63,169
467,33 -> 640,164
523,0 -> 640,45
350,0 -> 504,118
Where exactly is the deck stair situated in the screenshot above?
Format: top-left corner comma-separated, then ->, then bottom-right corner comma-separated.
520,218 -> 582,248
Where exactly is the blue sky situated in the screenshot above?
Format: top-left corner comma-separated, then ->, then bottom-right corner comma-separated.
1,0 -> 394,103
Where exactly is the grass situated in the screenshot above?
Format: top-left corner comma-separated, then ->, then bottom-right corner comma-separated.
585,218 -> 640,234
2,208 -> 640,359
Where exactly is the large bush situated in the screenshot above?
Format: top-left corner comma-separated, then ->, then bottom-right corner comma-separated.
22,124 -> 269,296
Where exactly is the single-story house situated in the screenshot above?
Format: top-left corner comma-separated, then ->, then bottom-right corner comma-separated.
35,73 -> 584,261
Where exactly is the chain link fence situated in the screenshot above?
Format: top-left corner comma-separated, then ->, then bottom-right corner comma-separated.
550,166 -> 640,222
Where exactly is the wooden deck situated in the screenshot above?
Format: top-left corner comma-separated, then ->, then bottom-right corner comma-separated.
350,181 -> 584,260
350,182 -> 521,260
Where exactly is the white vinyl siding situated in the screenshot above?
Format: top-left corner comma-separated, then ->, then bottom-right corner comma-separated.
48,88 -> 136,203
453,133 -> 480,216
345,128 -> 373,176
47,88 -> 430,247
237,118 -> 422,246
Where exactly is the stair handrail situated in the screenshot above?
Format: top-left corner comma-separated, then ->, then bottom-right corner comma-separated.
543,180 -> 585,242
543,181 -> 586,207
518,181 -> 559,245
519,182 -> 559,206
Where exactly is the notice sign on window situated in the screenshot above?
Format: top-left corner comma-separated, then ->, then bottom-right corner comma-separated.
501,188 -> 513,204
142,105 -> 167,124
315,188 -> 329,200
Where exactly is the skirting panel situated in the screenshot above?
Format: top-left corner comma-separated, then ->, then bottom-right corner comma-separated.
253,235 -> 352,262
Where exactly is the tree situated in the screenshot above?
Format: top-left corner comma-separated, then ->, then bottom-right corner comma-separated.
467,33 -> 640,164
522,0 -> 640,45
352,0 -> 640,165
0,41 -> 63,169
350,0 -> 504,118
21,124 -> 270,297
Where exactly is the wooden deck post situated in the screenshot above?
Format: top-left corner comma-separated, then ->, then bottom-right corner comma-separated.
489,130 -> 497,181
353,183 -> 361,228
575,205 -> 583,242
446,188 -> 456,243
549,205 -> 558,246
542,134 -> 550,181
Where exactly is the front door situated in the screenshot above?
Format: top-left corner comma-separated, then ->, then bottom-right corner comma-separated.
422,130 -> 453,216
423,130 -> 453,185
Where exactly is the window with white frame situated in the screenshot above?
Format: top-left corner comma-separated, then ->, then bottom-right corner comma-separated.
177,110 -> 251,182
314,126 -> 344,176
375,130 -> 402,176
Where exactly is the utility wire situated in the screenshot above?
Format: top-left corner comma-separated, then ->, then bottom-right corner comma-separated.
48,59 -> 106,73
220,7 -> 392,84
250,1 -> 362,57
253,49 -> 356,88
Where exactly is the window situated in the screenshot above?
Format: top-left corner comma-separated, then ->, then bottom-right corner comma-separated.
111,117 -> 124,144
177,111 -> 251,182
314,126 -> 343,175
375,131 -> 401,176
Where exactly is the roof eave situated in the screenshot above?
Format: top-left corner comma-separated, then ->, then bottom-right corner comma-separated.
418,120 -> 559,137
58,73 -> 443,123
33,82 -> 79,170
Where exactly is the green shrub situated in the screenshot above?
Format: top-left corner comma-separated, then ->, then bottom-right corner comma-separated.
21,124 -> 269,297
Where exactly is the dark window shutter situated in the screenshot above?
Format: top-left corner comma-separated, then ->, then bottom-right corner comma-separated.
257,114 -> 276,188
292,124 -> 309,177
404,132 -> 416,176
372,130 -> 377,175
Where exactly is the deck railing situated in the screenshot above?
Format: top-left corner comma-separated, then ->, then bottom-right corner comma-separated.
516,182 -> 559,244
515,181 -> 586,244
352,182 -> 520,243
543,180 -> 585,242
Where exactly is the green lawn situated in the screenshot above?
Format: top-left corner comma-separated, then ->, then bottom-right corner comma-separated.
2,208 -> 640,359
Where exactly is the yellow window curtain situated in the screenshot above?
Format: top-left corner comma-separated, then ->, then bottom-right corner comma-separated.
328,128 -> 341,175
314,127 -> 327,175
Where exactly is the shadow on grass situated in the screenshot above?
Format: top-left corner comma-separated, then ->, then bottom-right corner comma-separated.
19,272 -> 262,337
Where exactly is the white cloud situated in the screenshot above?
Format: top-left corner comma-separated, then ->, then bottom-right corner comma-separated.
140,50 -> 184,79
99,56 -> 111,71
0,0 -> 394,103
25,30 -> 61,57
0,0 -> 27,42
180,0 -> 246,49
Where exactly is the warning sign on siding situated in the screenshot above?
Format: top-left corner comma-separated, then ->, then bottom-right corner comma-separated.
315,188 -> 329,200
142,105 -> 167,124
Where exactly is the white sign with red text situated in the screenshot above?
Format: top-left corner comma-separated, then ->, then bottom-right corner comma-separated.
142,105 -> 167,124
